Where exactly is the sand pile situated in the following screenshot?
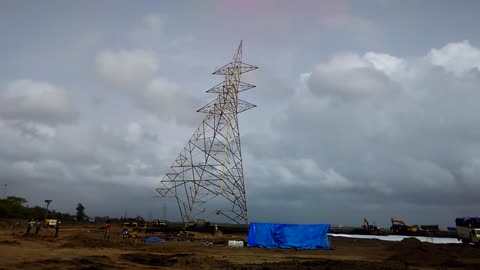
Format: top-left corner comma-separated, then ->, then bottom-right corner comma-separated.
387,237 -> 463,267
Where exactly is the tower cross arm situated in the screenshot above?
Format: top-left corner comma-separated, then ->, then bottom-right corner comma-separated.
212,62 -> 258,75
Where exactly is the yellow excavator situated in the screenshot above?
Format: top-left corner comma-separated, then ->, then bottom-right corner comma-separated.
122,221 -> 139,239
353,218 -> 382,234
390,218 -> 410,234
362,218 -> 377,231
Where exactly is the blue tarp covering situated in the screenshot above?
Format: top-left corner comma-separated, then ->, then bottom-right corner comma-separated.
143,236 -> 166,243
247,223 -> 330,250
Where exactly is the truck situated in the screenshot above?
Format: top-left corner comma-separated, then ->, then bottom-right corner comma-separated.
44,219 -> 58,228
456,217 -> 480,245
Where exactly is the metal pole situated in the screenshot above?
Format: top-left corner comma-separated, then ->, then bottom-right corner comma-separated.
2,184 -> 6,199
44,200 -> 52,221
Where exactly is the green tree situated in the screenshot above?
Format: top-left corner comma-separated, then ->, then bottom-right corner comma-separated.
0,196 -> 76,220
0,196 -> 28,218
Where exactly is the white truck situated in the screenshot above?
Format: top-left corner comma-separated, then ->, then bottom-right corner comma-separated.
456,217 -> 480,245
44,219 -> 58,227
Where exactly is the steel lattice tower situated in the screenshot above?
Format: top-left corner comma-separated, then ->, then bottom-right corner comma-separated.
156,41 -> 257,224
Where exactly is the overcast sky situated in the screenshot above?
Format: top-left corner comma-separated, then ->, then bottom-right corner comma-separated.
2,0 -> 480,228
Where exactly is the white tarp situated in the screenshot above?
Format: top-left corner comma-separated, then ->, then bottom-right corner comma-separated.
329,233 -> 461,244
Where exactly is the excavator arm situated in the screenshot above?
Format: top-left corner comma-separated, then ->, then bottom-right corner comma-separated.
363,218 -> 370,228
391,217 -> 406,226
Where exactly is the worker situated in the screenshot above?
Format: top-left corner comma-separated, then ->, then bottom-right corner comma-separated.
35,219 -> 42,235
103,220 -> 111,240
122,227 -> 129,239
131,224 -> 138,239
26,219 -> 34,235
54,220 -> 60,238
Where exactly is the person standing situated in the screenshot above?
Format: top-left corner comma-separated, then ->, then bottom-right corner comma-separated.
103,220 -> 111,240
35,219 -> 42,235
26,219 -> 34,235
54,220 -> 60,238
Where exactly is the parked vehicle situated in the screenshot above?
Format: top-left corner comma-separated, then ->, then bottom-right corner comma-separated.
456,217 -> 480,245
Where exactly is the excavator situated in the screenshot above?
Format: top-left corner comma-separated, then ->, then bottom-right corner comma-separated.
362,218 -> 379,232
352,218 -> 383,234
390,218 -> 440,236
390,218 -> 410,235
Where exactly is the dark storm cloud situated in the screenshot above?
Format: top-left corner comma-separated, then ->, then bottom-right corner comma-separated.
3,1 -> 480,227
241,41 -> 480,227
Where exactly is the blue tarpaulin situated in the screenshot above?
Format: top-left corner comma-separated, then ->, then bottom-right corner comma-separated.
143,236 -> 166,243
247,223 -> 330,250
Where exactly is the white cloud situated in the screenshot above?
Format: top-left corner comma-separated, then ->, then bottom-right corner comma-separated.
307,53 -> 401,100
95,48 -> 201,125
126,122 -> 143,143
12,159 -> 74,182
428,40 -> 480,76
143,14 -> 165,29
129,13 -> 166,44
140,78 -> 201,124
95,49 -> 158,89
290,159 -> 353,189
364,52 -> 406,77
243,70 -> 292,99
0,79 -> 76,124
263,41 -> 480,209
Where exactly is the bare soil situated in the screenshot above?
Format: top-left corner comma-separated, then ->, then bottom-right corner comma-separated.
1,224 -> 479,269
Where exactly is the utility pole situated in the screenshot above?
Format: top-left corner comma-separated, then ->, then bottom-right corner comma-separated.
44,200 -> 52,221
2,184 -> 7,199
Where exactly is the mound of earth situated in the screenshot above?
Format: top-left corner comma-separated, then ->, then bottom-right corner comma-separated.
387,237 -> 464,267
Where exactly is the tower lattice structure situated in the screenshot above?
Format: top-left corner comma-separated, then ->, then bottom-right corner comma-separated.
156,41 -> 257,224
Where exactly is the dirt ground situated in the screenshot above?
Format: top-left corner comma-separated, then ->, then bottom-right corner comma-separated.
1,224 -> 480,270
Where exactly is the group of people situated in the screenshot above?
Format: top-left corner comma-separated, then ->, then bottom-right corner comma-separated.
25,218 -> 60,238
101,221 -> 140,242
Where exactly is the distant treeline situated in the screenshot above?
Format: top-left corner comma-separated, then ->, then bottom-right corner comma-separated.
0,196 -> 148,224
0,196 -> 75,221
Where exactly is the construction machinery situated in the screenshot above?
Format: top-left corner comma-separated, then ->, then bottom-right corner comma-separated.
186,219 -> 212,232
150,219 -> 168,227
44,218 -> 58,228
122,220 -> 139,239
390,218 -> 440,236
390,218 -> 409,235
408,224 -> 420,233
352,218 -> 385,235
456,217 -> 480,245
362,218 -> 380,233
143,219 -> 170,233
419,225 -> 440,236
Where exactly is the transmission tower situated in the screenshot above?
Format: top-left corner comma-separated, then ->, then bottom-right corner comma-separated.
156,41 -> 257,224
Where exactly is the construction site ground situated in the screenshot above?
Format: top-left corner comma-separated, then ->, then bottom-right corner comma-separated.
1,224 -> 480,270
